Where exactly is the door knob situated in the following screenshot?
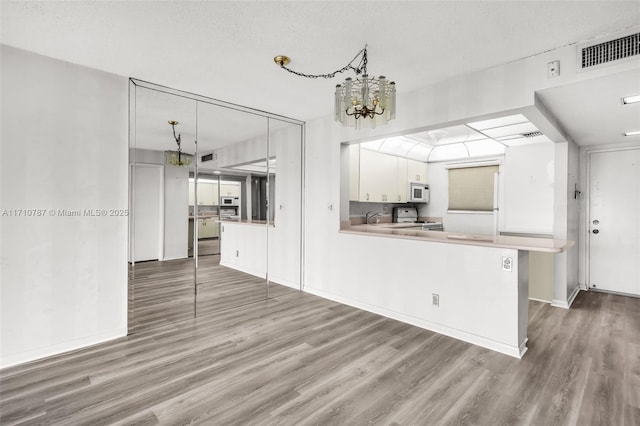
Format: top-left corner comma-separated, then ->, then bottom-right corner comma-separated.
592,229 -> 599,234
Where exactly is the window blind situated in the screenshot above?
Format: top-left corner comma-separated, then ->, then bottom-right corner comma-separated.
448,165 -> 498,211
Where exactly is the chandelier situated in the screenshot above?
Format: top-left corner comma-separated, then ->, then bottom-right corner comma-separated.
166,120 -> 193,167
274,45 -> 396,129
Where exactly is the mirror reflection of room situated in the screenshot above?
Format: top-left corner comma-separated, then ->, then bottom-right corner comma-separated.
188,174 -> 243,257
129,86 -> 197,332
129,82 -> 303,331
193,100 -> 271,314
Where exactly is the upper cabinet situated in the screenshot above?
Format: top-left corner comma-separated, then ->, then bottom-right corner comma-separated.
350,145 -> 428,203
359,148 -> 399,202
396,158 -> 408,203
407,159 -> 428,183
220,182 -> 241,197
189,180 -> 219,205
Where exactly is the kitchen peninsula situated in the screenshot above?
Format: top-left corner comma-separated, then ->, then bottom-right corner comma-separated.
338,223 -> 574,358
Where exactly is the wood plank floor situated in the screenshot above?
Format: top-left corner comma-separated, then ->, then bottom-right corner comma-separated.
1,290 -> 639,425
130,251 -> 298,333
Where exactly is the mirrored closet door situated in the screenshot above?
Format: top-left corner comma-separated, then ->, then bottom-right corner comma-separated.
194,101 -> 269,315
128,79 -> 304,333
129,85 -> 197,333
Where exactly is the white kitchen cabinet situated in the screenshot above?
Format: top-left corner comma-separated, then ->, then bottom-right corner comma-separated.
396,158 -> 408,203
197,218 -> 219,239
350,146 -> 409,203
407,159 -> 428,183
220,182 -> 241,197
358,149 -> 402,203
196,182 -> 219,205
189,181 -> 219,205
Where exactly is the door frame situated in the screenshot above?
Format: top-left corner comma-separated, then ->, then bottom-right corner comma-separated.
583,144 -> 640,292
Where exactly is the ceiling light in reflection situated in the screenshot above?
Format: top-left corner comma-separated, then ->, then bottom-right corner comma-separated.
465,140 -> 506,157
622,95 -> 640,105
406,143 -> 432,162
428,144 -> 470,162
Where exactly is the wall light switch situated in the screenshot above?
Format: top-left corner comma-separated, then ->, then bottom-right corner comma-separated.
502,256 -> 513,272
547,60 -> 560,78
432,293 -> 440,307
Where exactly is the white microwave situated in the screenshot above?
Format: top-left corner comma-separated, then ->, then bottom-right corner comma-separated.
220,196 -> 239,206
408,183 -> 429,203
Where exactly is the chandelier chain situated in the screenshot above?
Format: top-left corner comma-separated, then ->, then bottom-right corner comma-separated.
279,46 -> 369,79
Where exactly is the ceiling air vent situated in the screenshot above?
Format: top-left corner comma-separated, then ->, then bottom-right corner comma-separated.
580,31 -> 639,69
201,153 -> 213,162
522,131 -> 543,138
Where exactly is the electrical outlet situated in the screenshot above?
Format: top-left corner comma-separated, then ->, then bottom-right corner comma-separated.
327,203 -> 334,211
502,256 -> 513,272
382,205 -> 389,214
547,60 -> 560,78
432,293 -> 439,307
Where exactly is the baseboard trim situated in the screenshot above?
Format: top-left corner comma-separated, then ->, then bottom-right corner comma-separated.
567,286 -> 580,307
304,286 -> 525,359
0,328 -> 127,369
551,286 -> 581,309
589,288 -> 640,298
528,297 -> 552,304
267,275 -> 299,290
219,261 -> 265,280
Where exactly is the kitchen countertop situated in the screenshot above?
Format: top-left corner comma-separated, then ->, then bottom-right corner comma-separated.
342,223 -> 573,253
216,219 -> 274,227
188,214 -> 219,220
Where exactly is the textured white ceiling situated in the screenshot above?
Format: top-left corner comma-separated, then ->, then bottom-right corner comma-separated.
2,0 -> 638,124
0,0 -> 640,148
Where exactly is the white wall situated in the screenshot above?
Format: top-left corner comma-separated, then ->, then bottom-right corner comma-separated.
220,222 -> 267,278
268,123 -> 302,288
413,142 -> 557,236
547,141 -> 581,308
562,140 -> 581,305
163,164 -> 189,260
307,233 -> 529,357
420,160 -> 500,235
502,143 -> 556,234
0,45 -> 128,367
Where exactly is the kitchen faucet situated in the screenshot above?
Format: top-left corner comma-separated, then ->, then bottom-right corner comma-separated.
365,211 -> 382,224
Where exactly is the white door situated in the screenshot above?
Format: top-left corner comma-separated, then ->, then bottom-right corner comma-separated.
589,148 -> 640,295
133,164 -> 163,262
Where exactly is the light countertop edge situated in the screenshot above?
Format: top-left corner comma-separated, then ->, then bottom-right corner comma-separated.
215,219 -> 274,227
341,225 -> 574,253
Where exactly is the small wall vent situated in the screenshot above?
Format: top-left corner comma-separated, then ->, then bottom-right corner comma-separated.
201,153 -> 214,162
580,31 -> 639,69
522,131 -> 543,138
